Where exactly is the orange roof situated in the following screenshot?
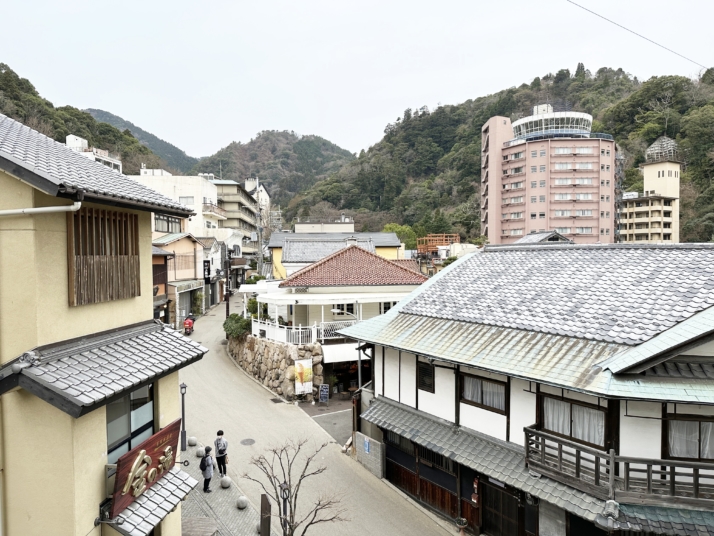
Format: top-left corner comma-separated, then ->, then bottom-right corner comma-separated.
390,259 -> 421,274
279,245 -> 428,288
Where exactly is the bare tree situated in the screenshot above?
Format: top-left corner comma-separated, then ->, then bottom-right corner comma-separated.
242,439 -> 347,536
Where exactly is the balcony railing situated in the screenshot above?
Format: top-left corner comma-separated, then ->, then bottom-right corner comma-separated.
525,426 -> 714,507
203,203 -> 227,218
252,318 -> 359,345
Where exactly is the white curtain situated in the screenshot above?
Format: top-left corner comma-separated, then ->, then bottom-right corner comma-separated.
669,420 -> 699,458
572,405 -> 605,446
463,376 -> 481,404
544,398 -> 570,436
483,381 -> 505,411
702,422 -> 714,459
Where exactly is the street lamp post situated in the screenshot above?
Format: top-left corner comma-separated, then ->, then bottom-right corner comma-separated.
279,481 -> 290,536
180,383 -> 187,452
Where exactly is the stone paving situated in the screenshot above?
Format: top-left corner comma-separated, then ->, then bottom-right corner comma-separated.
181,441 -> 277,536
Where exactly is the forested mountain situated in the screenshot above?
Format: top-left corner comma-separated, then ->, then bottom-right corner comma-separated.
0,63 -> 167,174
192,130 -> 355,208
86,108 -> 198,172
290,65 -> 714,242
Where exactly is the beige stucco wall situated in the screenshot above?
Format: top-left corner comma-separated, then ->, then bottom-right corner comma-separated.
0,171 -> 154,364
156,237 -> 200,282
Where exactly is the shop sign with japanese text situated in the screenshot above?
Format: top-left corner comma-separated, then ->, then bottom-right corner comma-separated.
110,419 -> 181,518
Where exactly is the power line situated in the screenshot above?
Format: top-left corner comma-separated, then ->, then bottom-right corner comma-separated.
566,0 -> 708,69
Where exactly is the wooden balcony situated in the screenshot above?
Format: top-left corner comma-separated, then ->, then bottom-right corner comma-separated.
417,234 -> 460,255
525,426 -> 714,508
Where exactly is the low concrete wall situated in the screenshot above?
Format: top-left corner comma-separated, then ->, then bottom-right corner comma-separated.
227,335 -> 324,400
354,432 -> 384,479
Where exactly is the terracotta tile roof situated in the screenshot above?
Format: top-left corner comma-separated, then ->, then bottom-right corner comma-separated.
279,245 -> 428,288
390,259 -> 421,273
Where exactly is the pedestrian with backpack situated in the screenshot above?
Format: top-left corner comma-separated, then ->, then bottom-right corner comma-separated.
200,446 -> 214,493
215,430 -> 228,478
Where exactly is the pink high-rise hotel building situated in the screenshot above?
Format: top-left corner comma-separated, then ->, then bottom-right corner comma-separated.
481,105 -> 618,244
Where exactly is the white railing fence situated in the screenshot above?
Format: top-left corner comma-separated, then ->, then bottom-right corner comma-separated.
252,318 -> 359,344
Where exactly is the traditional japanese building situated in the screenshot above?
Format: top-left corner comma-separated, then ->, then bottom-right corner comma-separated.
0,113 -> 207,536
343,242 -> 714,536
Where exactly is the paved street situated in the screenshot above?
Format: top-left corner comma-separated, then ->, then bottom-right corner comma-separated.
179,299 -> 452,536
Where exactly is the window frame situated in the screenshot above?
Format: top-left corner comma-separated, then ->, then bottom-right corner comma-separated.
539,394 -> 607,449
459,372 -> 509,416
107,384 -> 155,463
417,361 -> 435,393
664,413 -> 714,462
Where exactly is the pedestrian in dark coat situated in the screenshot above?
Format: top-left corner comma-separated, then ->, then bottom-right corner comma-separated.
215,430 -> 228,478
202,446 -> 214,493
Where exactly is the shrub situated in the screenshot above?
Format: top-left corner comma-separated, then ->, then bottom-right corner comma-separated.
223,314 -> 252,340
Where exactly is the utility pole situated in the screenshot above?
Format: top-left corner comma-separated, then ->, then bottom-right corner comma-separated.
225,248 -> 231,339
257,226 -> 263,277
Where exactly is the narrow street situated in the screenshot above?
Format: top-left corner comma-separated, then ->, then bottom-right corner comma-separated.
179,299 -> 452,536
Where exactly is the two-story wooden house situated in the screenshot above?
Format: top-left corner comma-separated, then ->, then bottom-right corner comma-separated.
0,114 -> 208,536
342,243 -> 714,536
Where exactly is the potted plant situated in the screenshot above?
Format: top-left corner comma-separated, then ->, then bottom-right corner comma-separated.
455,517 -> 468,536
325,374 -> 338,399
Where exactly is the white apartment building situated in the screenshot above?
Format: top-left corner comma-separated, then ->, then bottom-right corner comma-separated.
245,177 -> 271,228
65,134 -> 122,173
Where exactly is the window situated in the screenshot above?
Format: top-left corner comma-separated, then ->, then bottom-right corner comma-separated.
606,211 -> 610,218
155,214 -> 182,234
554,227 -> 570,234
539,165 -> 546,172
178,196 -> 194,205
510,212 -> 523,219
539,180 -> 546,187
417,445 -> 455,473
68,208 -> 140,306
606,165 -> 610,171
606,195 -> 610,202
531,167 -> 537,173
554,210 -> 570,217
417,361 -> 435,393
542,396 -> 605,447
601,211 -> 605,218
576,147 -> 593,154
502,169 -> 509,175
575,162 -> 593,169
575,178 -> 592,185
539,195 -> 545,202
335,303 -> 355,315
539,212 -> 545,219
600,228 -> 604,235
575,209 -> 592,216
554,178 -> 571,185
601,149 -> 605,156
555,147 -> 571,154
530,196 -> 537,203
385,431 -> 414,455
606,150 -> 610,156
601,179 -> 605,186
606,180 -> 610,186
107,385 -> 154,464
511,182 -> 524,189
511,151 -> 524,159
667,418 -> 714,460
605,229 -> 610,235
576,227 -> 593,234
555,163 -> 571,170
461,374 -> 507,414
555,193 -> 571,200
381,302 -> 396,314
531,181 -> 537,188
575,193 -> 592,200
601,164 -> 605,171
510,229 -> 524,236
512,167 -> 524,174
540,150 -> 546,157
530,213 -> 537,219
531,150 -> 537,158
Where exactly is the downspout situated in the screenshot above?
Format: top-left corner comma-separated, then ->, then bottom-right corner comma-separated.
0,201 -> 81,217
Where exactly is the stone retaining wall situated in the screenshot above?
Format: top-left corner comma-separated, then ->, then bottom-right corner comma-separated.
227,335 -> 324,401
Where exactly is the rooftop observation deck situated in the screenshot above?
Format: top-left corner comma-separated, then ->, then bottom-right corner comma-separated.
417,234 -> 460,256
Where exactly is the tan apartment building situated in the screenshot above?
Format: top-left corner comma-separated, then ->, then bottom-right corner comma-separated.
481,104 -> 618,244
0,114 -> 207,536
619,136 -> 681,243
208,178 -> 260,255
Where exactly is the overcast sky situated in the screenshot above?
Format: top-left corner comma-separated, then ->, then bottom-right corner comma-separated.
2,0 -> 710,157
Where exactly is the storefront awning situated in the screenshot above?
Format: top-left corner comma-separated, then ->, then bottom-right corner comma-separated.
112,466 -> 197,536
0,320 -> 207,418
169,279 -> 204,293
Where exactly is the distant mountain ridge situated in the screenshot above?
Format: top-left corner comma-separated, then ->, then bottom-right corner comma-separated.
86,108 -> 199,173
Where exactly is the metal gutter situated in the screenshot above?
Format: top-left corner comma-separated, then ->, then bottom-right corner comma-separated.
0,201 -> 81,217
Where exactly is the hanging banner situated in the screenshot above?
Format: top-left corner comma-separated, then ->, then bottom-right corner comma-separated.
203,260 -> 211,284
294,359 -> 313,395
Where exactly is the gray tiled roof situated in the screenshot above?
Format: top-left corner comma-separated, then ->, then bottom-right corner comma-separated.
0,114 -> 191,215
512,230 -> 572,244
114,466 -> 198,536
366,398 -> 714,536
152,233 -> 196,246
282,238 -> 375,263
152,246 -> 172,257
13,321 -> 207,417
402,244 -> 714,346
268,232 -> 401,248
363,398 -> 606,522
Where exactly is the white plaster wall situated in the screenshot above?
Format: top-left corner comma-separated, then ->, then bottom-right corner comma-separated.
540,384 -> 606,408
620,401 -> 662,463
539,500 -> 567,536
375,346 -> 384,395
669,403 -> 714,417
400,352 -> 417,408
510,379 -> 537,446
383,348 -> 400,401
460,403 -> 507,441
418,363 -> 455,423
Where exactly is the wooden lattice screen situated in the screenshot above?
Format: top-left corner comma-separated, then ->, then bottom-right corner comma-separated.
67,208 -> 141,306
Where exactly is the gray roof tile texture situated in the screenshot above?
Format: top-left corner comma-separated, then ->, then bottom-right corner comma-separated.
268,232 -> 401,248
114,466 -> 198,536
20,322 -> 207,413
282,238 -> 375,263
0,114 -> 190,214
402,244 -> 714,346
